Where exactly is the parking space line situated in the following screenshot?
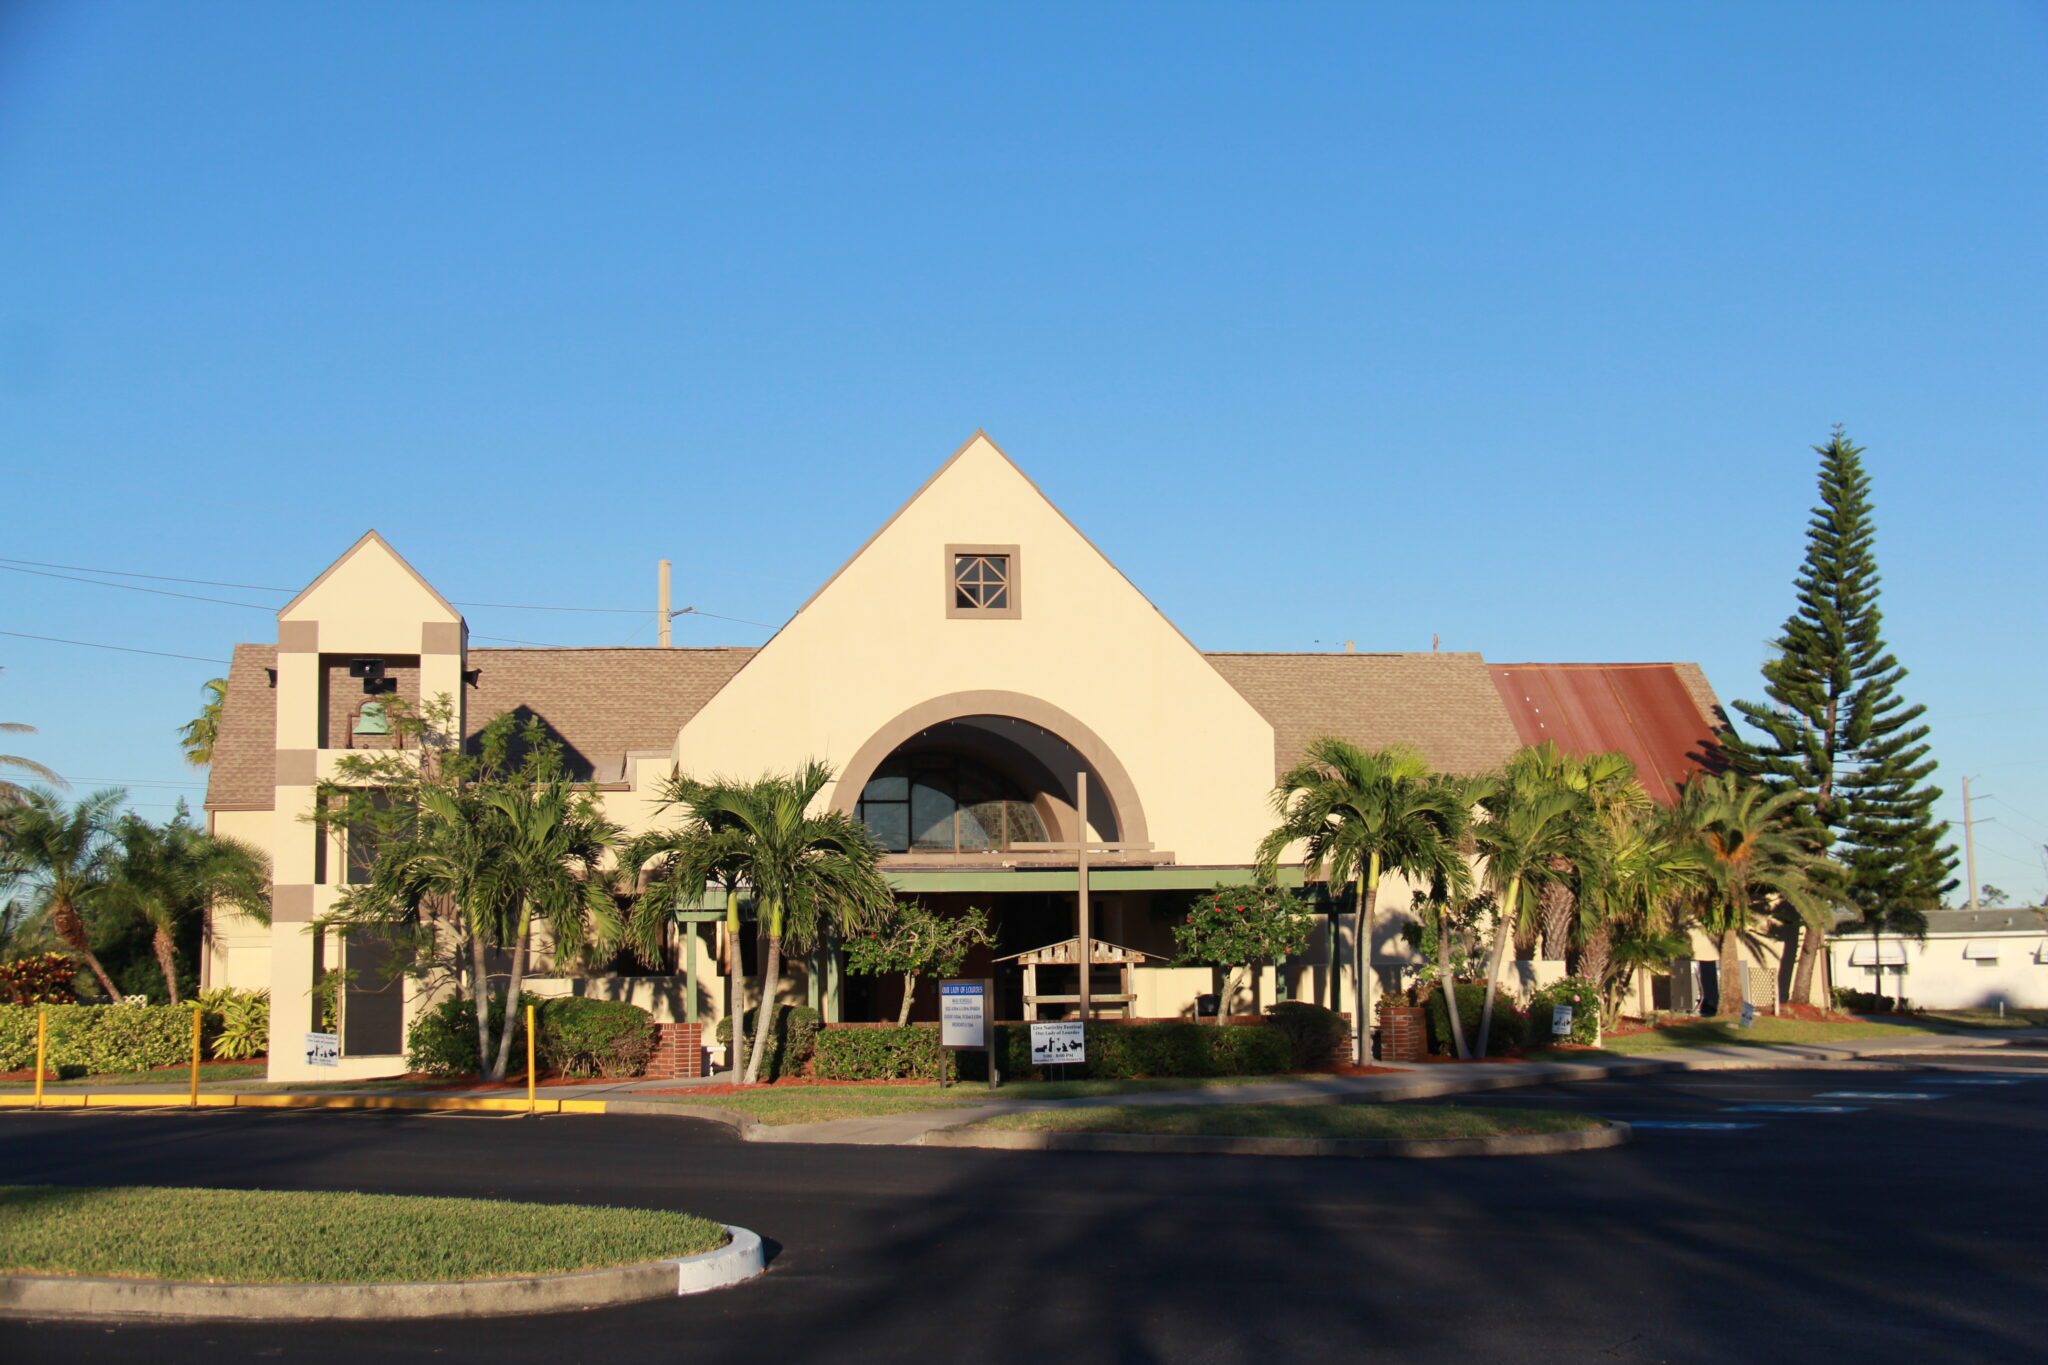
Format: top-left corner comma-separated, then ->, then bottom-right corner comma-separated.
1814,1091 -> 1938,1100
1723,1104 -> 1867,1114
1607,1119 -> 1763,1131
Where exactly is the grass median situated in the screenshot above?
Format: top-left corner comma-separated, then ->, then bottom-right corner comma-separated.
0,1185 -> 726,1284
1584,1017 -> 1933,1055
960,1102 -> 1600,1140
657,1075 -> 1291,1126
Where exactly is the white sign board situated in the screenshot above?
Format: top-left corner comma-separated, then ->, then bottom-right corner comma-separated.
939,979 -> 991,1051
1030,1020 -> 1086,1067
1740,1000 -> 1756,1030
304,1031 -> 339,1068
1551,1005 -> 1573,1037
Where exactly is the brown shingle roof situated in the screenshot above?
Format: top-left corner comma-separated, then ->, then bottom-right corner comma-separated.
462,647 -> 755,783
1204,652 -> 1525,777
203,644 -> 278,811
203,645 -> 756,808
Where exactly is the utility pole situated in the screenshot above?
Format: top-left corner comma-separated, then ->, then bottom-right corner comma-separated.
657,560 -> 672,647
1963,776 -> 1981,912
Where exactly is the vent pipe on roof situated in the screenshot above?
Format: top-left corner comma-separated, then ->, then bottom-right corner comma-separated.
1343,640 -> 1354,653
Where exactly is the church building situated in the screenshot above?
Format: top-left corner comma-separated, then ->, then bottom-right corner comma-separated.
201,432 -> 1729,1080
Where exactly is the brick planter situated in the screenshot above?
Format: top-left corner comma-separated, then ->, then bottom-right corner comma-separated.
643,1022 -> 704,1080
1376,1003 -> 1426,1063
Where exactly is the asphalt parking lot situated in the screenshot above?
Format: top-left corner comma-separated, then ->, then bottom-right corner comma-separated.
3,1049 -> 2045,1364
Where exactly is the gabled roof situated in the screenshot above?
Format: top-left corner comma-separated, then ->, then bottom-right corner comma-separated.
1488,662 -> 1724,804
202,644 -> 280,810
204,644 -> 756,808
462,646 -> 754,784
1205,651 -> 1524,777
277,530 -> 460,622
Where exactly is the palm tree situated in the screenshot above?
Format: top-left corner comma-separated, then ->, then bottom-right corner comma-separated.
476,783 -> 621,1078
628,761 -> 895,1085
1256,741 -> 1469,1065
1675,772 -> 1837,1018
1577,812 -> 1704,1025
177,678 -> 229,768
103,812 -> 270,1003
622,817 -> 755,1081
2,789 -> 126,1000
1471,759 -> 1580,1056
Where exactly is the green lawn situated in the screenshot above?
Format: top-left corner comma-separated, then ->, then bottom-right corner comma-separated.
666,1075 -> 1287,1126
964,1102 -> 1600,1140
0,1185 -> 726,1284
1917,1008 -> 2048,1031
0,1063 -> 267,1090
1585,1017 -> 1933,1055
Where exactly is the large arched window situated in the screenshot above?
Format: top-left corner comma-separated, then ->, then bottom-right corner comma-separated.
856,753 -> 1049,854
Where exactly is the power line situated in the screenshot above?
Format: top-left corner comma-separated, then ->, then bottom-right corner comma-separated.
0,563 -> 277,610
0,630 -> 230,665
0,556 -> 293,594
0,554 -> 772,626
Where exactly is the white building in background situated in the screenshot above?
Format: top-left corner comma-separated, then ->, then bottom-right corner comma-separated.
1830,907 -> 2048,1011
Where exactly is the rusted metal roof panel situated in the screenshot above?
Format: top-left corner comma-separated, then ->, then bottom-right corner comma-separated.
1489,663 -> 1722,804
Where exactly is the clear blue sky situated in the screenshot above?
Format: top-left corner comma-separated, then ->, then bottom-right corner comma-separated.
3,2 -> 2043,902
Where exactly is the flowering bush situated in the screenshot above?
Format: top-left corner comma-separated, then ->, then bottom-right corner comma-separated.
0,954 -> 79,1005
1172,884 -> 1315,1021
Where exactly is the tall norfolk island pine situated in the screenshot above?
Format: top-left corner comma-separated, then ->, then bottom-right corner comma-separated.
1720,429 -> 1955,1004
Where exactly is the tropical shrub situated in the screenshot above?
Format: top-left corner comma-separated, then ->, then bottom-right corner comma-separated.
1528,977 -> 1602,1046
1172,884 -> 1316,1023
1422,983 -> 1522,1056
1265,1000 -> 1348,1070
537,997 -> 656,1078
715,1004 -> 822,1081
0,1002 -> 200,1075
0,953 -> 79,1005
197,987 -> 269,1059
843,902 -> 997,1027
405,994 -> 535,1077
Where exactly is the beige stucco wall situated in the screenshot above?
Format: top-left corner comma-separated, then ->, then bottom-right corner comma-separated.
669,435 -> 1278,867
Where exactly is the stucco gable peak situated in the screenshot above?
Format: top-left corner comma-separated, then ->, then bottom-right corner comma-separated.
277,529 -> 462,623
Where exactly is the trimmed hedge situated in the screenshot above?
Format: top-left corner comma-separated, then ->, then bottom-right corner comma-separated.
538,997 -> 656,1078
812,1023 -> 941,1080
1421,983 -> 1524,1057
715,1004 -> 822,1081
1265,1001 -> 1348,1071
811,1020 -> 1294,1083
404,994 -> 661,1078
1529,977 -> 1602,1045
404,994 -> 534,1077
0,1002 -> 200,1076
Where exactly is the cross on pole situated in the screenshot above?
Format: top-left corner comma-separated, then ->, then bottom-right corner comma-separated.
1008,772 -> 1153,1021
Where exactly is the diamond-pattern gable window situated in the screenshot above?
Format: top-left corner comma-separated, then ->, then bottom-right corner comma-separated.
954,554 -> 1010,610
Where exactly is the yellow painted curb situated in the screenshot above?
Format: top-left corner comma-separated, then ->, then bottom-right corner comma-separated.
0,1092 -> 614,1116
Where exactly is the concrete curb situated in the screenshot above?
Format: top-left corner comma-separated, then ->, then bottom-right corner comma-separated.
0,1225 -> 765,1322
0,1093 -> 611,1115
920,1118 -> 1631,1159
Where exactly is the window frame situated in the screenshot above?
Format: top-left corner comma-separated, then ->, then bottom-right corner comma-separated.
945,544 -> 1022,620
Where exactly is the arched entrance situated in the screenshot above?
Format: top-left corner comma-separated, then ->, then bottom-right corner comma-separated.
831,691 -> 1149,852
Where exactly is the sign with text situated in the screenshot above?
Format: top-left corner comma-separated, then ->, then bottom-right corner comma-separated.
939,979 -> 992,1051
1740,1000 -> 1756,1030
304,1031 -> 339,1068
1030,1020 -> 1086,1067
1551,1005 -> 1573,1037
